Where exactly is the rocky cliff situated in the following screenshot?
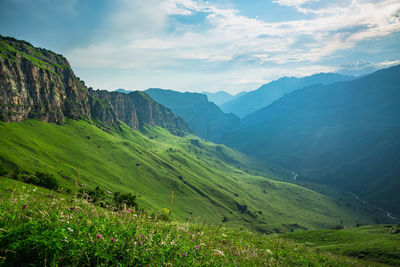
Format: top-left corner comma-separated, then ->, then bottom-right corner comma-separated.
0,35 -> 189,135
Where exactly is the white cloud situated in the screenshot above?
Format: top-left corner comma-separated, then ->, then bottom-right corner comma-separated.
67,0 -> 400,92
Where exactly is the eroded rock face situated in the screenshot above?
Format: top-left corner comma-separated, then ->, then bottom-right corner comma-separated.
0,35 -> 189,135
0,54 -> 93,124
89,90 -> 138,129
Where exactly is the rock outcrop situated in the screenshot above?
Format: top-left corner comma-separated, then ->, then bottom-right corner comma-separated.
0,35 -> 189,135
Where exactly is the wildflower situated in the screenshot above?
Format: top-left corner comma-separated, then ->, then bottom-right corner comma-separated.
111,237 -> 116,242
195,246 -> 199,250
138,241 -> 142,246
97,234 -> 102,240
70,207 -> 76,211
234,252 -> 238,256
183,253 -> 187,257
67,227 -> 74,232
58,259 -> 62,262
23,204 -> 27,210
213,249 -> 224,256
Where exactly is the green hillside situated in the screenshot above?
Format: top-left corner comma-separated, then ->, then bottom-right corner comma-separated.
0,119 -> 387,232
281,224 -> 400,266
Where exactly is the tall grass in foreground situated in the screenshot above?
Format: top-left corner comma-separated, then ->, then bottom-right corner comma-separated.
0,178 -> 380,266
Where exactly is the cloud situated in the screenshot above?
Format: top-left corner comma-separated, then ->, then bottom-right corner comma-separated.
65,0 -> 400,92
338,58 -> 400,75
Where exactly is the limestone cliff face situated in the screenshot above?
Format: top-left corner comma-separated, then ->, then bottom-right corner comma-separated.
0,36 -> 189,135
89,90 -> 189,135
89,90 -> 137,129
0,48 -> 94,124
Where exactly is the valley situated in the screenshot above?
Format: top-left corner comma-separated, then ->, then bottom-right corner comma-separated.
0,30 -> 399,266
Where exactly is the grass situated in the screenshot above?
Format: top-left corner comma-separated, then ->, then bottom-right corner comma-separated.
0,178 -> 386,266
0,119 -> 387,233
281,225 -> 400,266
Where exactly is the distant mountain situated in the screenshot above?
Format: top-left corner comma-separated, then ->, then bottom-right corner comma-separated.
145,88 -> 241,142
222,65 -> 400,215
202,91 -> 246,106
115,88 -> 132,94
221,73 -> 355,117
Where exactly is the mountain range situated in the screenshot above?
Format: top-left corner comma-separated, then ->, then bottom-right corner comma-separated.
222,66 -> 400,215
221,73 -> 355,118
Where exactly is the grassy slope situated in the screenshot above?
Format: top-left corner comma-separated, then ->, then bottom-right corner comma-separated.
281,225 -> 400,266
0,119 -> 386,232
0,178 -> 385,266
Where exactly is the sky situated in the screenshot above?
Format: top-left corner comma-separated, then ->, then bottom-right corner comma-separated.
1,0 -> 400,94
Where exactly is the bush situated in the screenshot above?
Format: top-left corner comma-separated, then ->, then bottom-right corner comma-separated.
113,191 -> 137,210
10,170 -> 60,191
34,172 -> 59,190
78,186 -> 106,204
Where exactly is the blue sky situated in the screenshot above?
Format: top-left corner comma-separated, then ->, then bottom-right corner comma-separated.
1,0 -> 400,94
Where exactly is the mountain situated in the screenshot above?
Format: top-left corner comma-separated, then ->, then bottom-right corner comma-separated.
202,91 -> 245,106
145,88 -> 241,142
221,73 -> 355,118
0,35 -> 389,233
0,35 -> 189,135
115,88 -> 132,94
222,65 -> 400,215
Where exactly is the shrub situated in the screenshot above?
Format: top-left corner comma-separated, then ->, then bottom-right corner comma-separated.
113,191 -> 137,210
34,172 -> 59,190
78,186 -> 106,204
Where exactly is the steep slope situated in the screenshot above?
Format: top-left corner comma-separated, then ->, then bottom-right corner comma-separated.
221,73 -> 355,117
145,88 -> 241,142
0,35 -> 188,135
222,65 -> 400,215
0,119 -> 388,232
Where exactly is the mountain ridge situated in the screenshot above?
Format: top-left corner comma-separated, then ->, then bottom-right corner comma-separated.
0,35 -> 189,135
221,73 -> 355,117
145,88 -> 241,142
222,65 -> 400,215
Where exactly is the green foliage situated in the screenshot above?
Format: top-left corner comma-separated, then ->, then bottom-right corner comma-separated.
78,186 -> 106,205
34,172 -> 59,190
113,191 -> 137,210
0,178 -> 381,266
8,169 -> 59,190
